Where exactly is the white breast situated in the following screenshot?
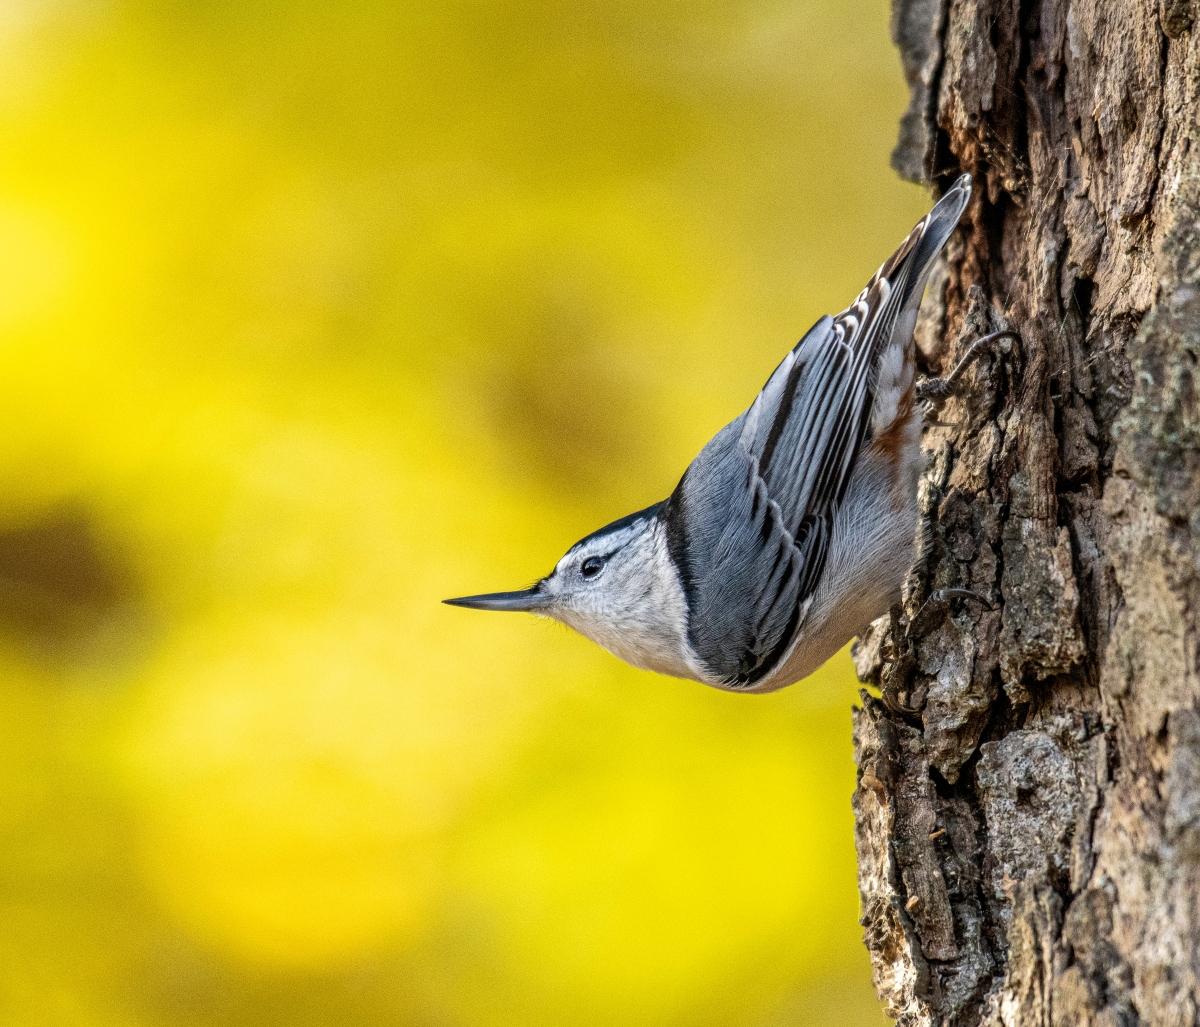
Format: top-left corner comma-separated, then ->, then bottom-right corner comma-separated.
742,437 -> 921,693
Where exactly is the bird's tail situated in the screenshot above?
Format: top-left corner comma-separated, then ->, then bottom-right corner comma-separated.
894,174 -> 972,316
913,175 -> 972,269
854,173 -> 971,356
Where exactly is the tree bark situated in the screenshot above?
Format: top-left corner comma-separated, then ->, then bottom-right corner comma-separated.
851,1 -> 1200,1023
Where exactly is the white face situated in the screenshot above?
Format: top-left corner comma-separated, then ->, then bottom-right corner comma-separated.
538,512 -> 698,680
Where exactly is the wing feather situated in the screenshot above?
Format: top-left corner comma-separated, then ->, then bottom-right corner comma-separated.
665,178 -> 972,687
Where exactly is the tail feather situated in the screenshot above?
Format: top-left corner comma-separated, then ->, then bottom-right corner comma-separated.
872,173 -> 972,357
907,174 -> 972,298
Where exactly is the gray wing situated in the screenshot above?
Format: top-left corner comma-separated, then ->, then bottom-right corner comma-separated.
663,178 -> 971,687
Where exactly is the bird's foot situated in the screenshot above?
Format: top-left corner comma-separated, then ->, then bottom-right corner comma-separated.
917,329 -> 1022,409
911,586 -> 994,636
879,603 -> 923,721
881,688 -> 923,720
926,586 -> 995,611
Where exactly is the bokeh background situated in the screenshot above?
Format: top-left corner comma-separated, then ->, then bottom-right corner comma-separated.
0,2 -> 926,1023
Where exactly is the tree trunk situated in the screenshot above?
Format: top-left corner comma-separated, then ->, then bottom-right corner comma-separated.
851,1 -> 1200,1024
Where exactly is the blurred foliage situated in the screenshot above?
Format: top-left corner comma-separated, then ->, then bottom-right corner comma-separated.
0,0 -> 923,1023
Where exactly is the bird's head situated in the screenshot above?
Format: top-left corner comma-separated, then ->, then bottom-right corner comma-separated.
445,503 -> 697,678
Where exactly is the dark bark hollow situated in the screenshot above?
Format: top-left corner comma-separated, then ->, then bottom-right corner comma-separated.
851,1 -> 1200,1023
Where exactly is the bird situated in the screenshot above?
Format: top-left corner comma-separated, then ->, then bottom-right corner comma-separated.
446,174 -> 984,693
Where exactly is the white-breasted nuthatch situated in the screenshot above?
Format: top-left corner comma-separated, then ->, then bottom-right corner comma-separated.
446,175 -> 984,692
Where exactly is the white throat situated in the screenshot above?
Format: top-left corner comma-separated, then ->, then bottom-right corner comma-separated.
551,520 -> 709,682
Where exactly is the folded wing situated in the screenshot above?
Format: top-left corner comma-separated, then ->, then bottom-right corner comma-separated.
664,177 -> 971,687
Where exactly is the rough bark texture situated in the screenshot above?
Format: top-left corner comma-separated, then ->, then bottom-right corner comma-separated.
852,0 -> 1200,1023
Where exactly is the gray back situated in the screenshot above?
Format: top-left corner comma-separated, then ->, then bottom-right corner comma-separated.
662,178 -> 970,686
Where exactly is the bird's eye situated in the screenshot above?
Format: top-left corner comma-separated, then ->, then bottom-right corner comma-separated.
580,556 -> 604,579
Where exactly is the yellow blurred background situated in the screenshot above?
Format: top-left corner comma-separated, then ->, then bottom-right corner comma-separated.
0,1 -> 924,1023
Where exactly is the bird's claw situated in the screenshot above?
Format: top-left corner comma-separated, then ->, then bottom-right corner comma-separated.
917,328 -> 1022,408
911,585 -> 994,636
881,688 -> 922,719
928,586 -> 994,611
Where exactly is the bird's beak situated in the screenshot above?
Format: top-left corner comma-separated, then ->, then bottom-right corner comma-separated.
442,584 -> 546,612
